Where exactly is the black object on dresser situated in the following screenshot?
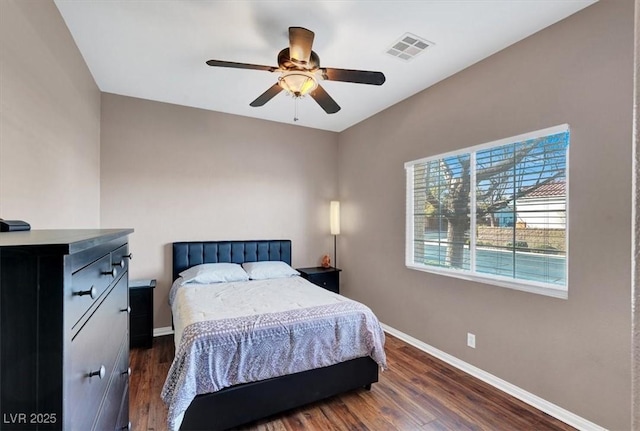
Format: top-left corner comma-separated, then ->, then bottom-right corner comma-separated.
297,266 -> 342,294
129,279 -> 156,349
0,229 -> 133,430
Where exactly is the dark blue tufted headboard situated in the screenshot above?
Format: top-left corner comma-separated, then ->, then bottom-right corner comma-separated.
172,240 -> 292,280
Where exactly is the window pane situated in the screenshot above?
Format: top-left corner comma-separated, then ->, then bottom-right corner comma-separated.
406,125 -> 569,293
414,155 -> 471,270
475,131 -> 568,285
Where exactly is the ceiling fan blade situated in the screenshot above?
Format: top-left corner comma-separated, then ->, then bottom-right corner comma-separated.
206,59 -> 277,72
250,83 -> 283,107
310,84 -> 341,114
289,27 -> 314,65
321,68 -> 386,85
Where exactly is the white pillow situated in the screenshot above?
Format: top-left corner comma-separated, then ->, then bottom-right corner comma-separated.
179,263 -> 249,284
242,261 -> 299,280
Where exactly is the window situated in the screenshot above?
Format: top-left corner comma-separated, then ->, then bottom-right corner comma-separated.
405,124 -> 569,298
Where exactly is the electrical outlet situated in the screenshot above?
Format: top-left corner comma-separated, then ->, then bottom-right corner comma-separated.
467,332 -> 476,348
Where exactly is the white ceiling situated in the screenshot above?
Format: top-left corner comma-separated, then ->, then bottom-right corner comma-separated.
54,1 -> 596,132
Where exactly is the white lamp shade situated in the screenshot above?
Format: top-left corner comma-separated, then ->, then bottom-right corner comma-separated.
330,201 -> 340,235
278,72 -> 318,97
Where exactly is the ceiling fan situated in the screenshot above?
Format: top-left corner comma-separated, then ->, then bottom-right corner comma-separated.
206,27 -> 386,115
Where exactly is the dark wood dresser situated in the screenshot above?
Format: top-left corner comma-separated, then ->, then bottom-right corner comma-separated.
0,229 -> 133,430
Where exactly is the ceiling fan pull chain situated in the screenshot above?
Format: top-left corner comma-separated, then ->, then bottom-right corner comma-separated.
294,97 -> 299,122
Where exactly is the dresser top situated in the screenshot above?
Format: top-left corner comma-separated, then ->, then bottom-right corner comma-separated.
0,229 -> 133,254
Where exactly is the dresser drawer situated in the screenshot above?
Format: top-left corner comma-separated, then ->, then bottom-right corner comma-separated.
308,272 -> 339,293
116,383 -> 130,431
309,272 -> 331,287
297,267 -> 341,294
93,336 -> 129,431
68,277 -> 128,431
69,236 -> 129,273
111,244 -> 130,276
69,254 -> 116,328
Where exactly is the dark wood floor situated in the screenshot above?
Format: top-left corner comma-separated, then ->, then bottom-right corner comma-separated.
130,334 -> 575,431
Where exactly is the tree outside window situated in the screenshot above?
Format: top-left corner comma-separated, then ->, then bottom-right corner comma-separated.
406,125 -> 569,295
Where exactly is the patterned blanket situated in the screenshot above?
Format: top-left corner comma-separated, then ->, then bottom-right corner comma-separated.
161,278 -> 387,430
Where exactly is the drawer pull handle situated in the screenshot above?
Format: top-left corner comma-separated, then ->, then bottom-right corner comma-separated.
75,286 -> 97,299
121,421 -> 132,430
124,253 -> 133,260
113,259 -> 125,268
122,367 -> 132,377
120,306 -> 131,313
88,365 -> 106,379
103,267 -> 117,277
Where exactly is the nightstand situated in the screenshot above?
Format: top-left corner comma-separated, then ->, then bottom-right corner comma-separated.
129,279 -> 156,349
297,267 -> 341,294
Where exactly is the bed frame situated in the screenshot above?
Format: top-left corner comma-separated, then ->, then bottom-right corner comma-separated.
172,240 -> 379,431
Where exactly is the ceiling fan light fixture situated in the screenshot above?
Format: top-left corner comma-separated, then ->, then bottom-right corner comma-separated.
206,27 -> 384,114
278,72 -> 318,97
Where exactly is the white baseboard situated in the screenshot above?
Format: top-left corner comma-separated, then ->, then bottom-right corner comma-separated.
153,326 -> 174,337
381,323 -> 607,431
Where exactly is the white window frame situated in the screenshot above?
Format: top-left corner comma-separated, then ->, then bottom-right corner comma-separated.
405,124 -> 569,299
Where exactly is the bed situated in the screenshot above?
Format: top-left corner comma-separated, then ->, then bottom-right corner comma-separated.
161,240 -> 387,431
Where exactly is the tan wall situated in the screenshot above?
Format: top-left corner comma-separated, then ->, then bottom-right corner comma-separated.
0,0 -> 101,228
338,1 -> 632,429
634,1 -> 640,427
100,93 -> 339,328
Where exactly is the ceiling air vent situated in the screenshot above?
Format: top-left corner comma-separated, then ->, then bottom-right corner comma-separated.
386,33 -> 433,61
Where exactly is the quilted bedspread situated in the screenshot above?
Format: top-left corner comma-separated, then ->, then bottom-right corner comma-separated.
161,276 -> 387,430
